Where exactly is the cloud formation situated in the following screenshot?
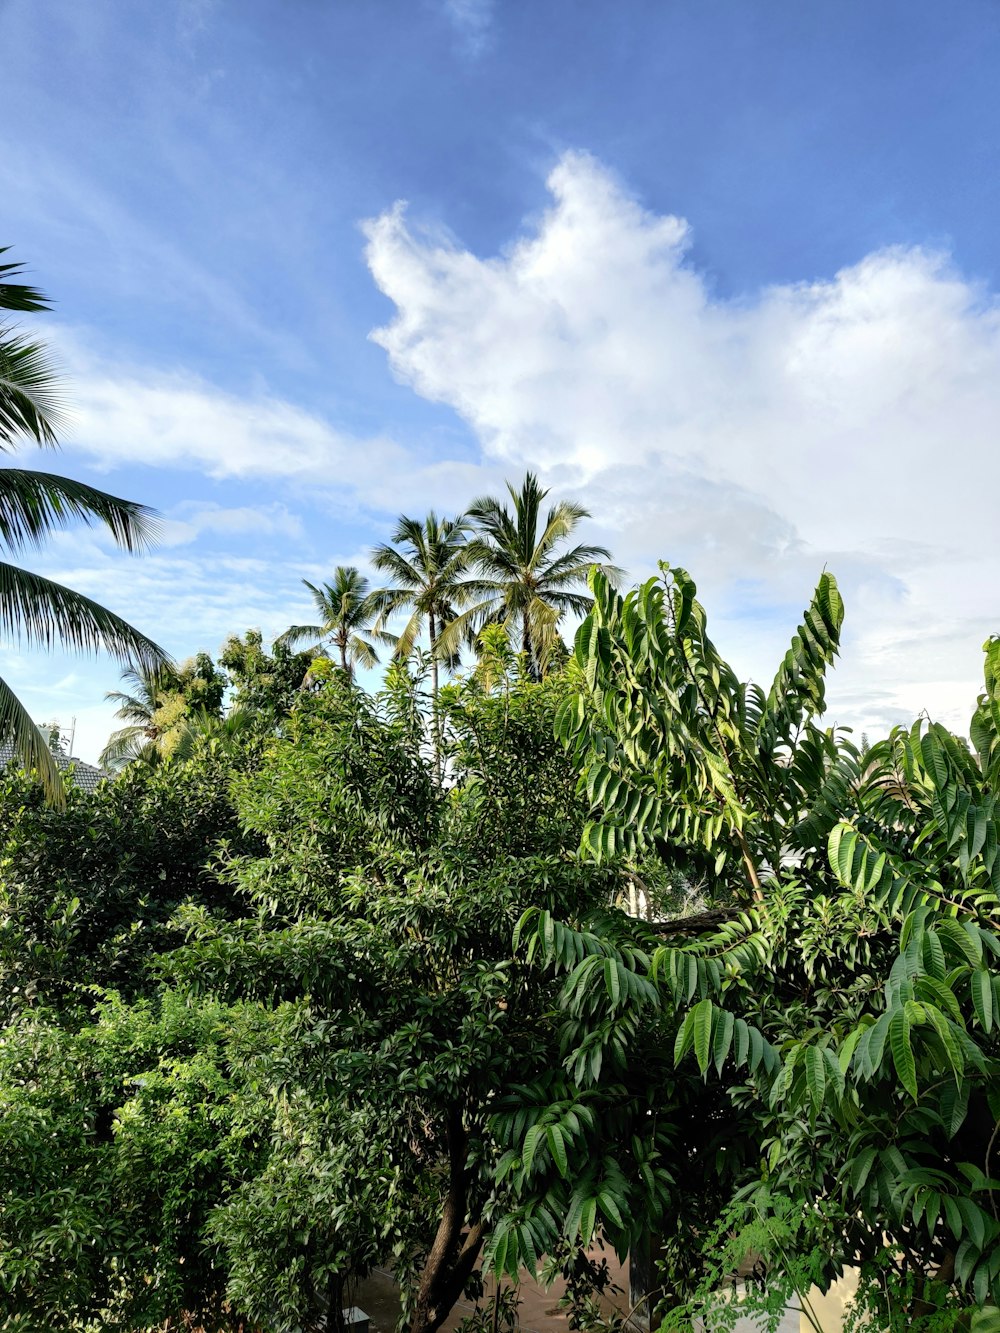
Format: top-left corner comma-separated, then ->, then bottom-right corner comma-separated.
365,151 -> 1000,736
52,341 -> 502,520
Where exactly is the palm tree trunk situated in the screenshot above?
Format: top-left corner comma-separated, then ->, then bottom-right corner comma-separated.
339,634 -> 349,675
429,609 -> 442,785
521,616 -> 537,681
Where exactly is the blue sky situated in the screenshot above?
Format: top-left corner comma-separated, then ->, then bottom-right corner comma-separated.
3,0 -> 1000,759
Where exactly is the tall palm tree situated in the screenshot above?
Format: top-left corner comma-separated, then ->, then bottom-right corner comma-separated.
368,512 -> 482,702
0,249 -> 166,800
276,567 -> 380,676
452,472 -> 621,677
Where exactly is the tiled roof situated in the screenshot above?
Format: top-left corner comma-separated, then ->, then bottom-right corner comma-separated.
0,742 -> 109,794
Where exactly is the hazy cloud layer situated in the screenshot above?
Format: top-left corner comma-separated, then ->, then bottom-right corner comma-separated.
365,151 -> 1000,736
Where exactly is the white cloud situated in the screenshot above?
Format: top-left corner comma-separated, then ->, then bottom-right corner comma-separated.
440,0 -> 494,54
57,351 -> 401,483
158,501 -> 304,547
47,336 -> 502,520
364,151 -> 1000,737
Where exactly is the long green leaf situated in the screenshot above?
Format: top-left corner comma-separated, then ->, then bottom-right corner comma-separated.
0,671 -> 63,805
805,1045 -> 827,1111
692,997 -> 713,1075
0,330 -> 65,447
971,969 -> 994,1033
889,1008 -> 918,1100
0,562 -> 166,665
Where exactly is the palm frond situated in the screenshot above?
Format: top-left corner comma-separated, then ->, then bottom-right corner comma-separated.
0,250 -> 51,314
436,597 -> 506,659
274,623 -> 324,651
349,635 -> 380,670
530,501 -> 581,565
539,590 -> 596,617
537,544 -> 618,585
367,587 -> 414,622
103,692 -> 155,725
463,536 -> 521,580
0,469 -> 160,553
0,671 -> 63,804
389,607 -> 424,660
0,330 -> 66,448
370,544 -> 423,588
99,725 -> 157,771
0,562 -> 167,665
467,498 -> 520,556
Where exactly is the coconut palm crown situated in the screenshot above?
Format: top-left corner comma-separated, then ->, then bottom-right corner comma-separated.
449,471 -> 622,676
0,248 -> 166,800
276,567 -> 380,676
368,512 -> 483,688
99,663 -> 180,770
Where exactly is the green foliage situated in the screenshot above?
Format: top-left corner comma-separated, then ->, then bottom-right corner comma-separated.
557,562 -> 850,889
159,671 -> 620,1332
0,990 -> 269,1331
0,664 -> 622,1332
101,652 -> 230,768
441,660 -> 591,858
505,566 -> 1000,1323
276,566 -> 382,674
369,510 -> 481,668
0,744 -> 250,1022
449,471 -> 620,677
220,625 -> 317,720
9,525 -> 1000,1331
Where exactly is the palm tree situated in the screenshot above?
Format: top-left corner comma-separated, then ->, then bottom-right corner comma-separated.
452,472 -> 621,677
276,567 -> 380,676
0,249 -> 166,800
368,512 -> 483,701
99,663 -> 181,770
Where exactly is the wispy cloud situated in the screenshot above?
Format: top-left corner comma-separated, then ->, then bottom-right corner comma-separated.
49,333 -> 503,519
364,150 -> 1000,737
440,0 -> 495,55
158,501 -> 304,547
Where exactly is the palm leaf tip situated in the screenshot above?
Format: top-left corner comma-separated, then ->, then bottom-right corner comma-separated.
0,250 -> 52,314
0,332 -> 67,448
0,672 -> 64,806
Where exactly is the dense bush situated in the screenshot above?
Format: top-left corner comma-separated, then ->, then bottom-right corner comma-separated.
0,741 -> 254,1021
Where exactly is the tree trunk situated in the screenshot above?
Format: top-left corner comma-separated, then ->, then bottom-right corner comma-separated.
409,1106 -> 485,1333
429,609 -> 442,785
910,1250 -> 955,1319
339,634 -> 349,675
